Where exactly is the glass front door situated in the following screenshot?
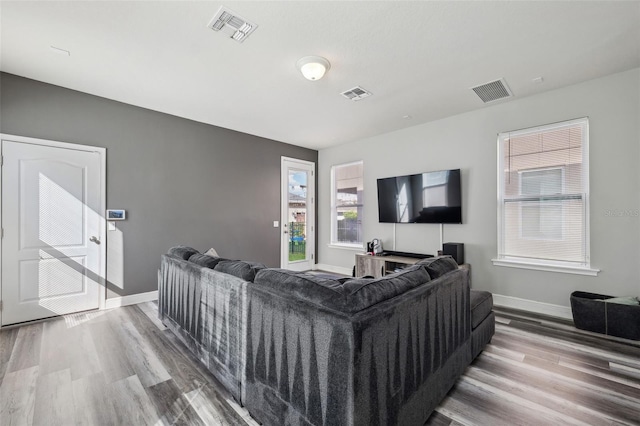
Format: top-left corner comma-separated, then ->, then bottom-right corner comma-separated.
281,158 -> 315,271
288,169 -> 308,263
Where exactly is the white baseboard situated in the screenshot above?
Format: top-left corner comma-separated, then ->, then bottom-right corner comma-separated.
492,293 -> 573,320
105,290 -> 158,309
313,264 -> 352,277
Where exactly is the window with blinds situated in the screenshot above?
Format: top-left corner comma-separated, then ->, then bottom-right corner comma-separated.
497,118 -> 590,267
331,161 -> 364,246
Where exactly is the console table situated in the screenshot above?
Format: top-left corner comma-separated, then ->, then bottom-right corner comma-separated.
355,253 -> 423,278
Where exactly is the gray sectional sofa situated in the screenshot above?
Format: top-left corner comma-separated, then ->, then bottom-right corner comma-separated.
158,246 -> 495,426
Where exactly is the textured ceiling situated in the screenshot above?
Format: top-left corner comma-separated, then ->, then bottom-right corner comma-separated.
1,1 -> 639,150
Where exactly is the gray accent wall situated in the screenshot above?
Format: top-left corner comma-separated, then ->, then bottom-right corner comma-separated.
0,72 -> 317,298
318,68 -> 640,309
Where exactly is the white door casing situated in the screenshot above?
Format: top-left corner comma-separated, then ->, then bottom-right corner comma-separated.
1,135 -> 106,326
281,157 -> 315,271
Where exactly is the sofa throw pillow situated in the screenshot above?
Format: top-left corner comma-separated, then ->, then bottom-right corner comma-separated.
167,245 -> 199,260
416,255 -> 458,279
204,247 -> 220,257
214,260 -> 266,282
188,253 -> 224,269
597,296 -> 639,305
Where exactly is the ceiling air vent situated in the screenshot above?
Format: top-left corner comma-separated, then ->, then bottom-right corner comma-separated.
471,78 -> 513,103
207,6 -> 258,43
340,86 -> 372,101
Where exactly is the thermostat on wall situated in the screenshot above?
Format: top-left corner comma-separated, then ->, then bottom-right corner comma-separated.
106,209 -> 126,220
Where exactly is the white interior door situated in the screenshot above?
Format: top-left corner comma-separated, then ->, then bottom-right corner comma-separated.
281,157 -> 315,271
1,137 -> 105,325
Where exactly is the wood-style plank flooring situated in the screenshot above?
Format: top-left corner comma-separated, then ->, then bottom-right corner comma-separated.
1,303 -> 639,425
0,303 -> 255,426
428,308 -> 640,426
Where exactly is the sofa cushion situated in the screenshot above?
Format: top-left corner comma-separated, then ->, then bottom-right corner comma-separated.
310,273 -> 351,283
254,269 -> 345,309
416,255 -> 458,279
167,245 -> 199,260
255,265 -> 431,314
470,290 -> 493,329
188,253 -> 225,269
341,265 -> 431,313
215,260 -> 266,282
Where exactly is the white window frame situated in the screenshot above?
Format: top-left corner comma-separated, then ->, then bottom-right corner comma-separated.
492,117 -> 600,276
330,160 -> 364,249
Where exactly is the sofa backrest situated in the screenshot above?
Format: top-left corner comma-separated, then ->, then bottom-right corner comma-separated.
416,255 -> 459,279
339,265 -> 432,313
167,245 -> 200,260
215,260 -> 266,282
253,265 -> 431,314
252,268 -> 345,310
188,253 -> 225,269
166,246 -> 266,282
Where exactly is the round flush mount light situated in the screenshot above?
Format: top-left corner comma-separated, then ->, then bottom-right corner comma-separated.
296,56 -> 331,81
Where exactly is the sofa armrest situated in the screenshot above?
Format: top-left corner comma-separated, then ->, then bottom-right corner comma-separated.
158,254 -> 248,401
349,267 -> 471,426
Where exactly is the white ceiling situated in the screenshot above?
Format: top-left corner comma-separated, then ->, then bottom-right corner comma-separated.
1,1 -> 639,150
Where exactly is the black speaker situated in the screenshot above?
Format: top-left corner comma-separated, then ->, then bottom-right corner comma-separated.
443,242 -> 464,265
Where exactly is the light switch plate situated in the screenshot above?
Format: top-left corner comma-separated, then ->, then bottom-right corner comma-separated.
273,221 -> 279,228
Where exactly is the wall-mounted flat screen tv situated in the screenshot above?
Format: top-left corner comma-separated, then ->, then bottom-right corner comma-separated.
377,169 -> 462,224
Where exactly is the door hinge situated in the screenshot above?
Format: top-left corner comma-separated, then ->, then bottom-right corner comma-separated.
0,155 -> 3,166
1,228 -> 3,239
311,254 -> 314,260
0,300 -> 3,311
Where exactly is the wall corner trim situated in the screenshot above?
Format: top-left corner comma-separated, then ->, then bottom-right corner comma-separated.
105,290 -> 158,310
492,293 -> 573,320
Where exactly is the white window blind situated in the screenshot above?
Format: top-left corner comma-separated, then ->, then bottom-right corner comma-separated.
497,118 -> 590,267
331,161 -> 364,246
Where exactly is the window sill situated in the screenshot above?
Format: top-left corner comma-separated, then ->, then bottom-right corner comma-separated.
328,243 -> 364,251
491,258 -> 600,276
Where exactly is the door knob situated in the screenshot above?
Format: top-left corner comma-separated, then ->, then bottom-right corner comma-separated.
90,236 -> 101,245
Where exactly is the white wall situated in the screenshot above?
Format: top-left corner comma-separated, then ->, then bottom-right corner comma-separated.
318,68 -> 640,311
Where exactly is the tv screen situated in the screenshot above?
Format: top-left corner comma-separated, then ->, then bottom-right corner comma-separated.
377,169 -> 462,224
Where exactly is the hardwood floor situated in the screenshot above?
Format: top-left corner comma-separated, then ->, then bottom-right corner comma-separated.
0,304 -> 254,426
429,308 -> 640,426
1,303 -> 639,425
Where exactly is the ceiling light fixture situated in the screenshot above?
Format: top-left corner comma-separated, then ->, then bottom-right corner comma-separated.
296,56 -> 330,81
